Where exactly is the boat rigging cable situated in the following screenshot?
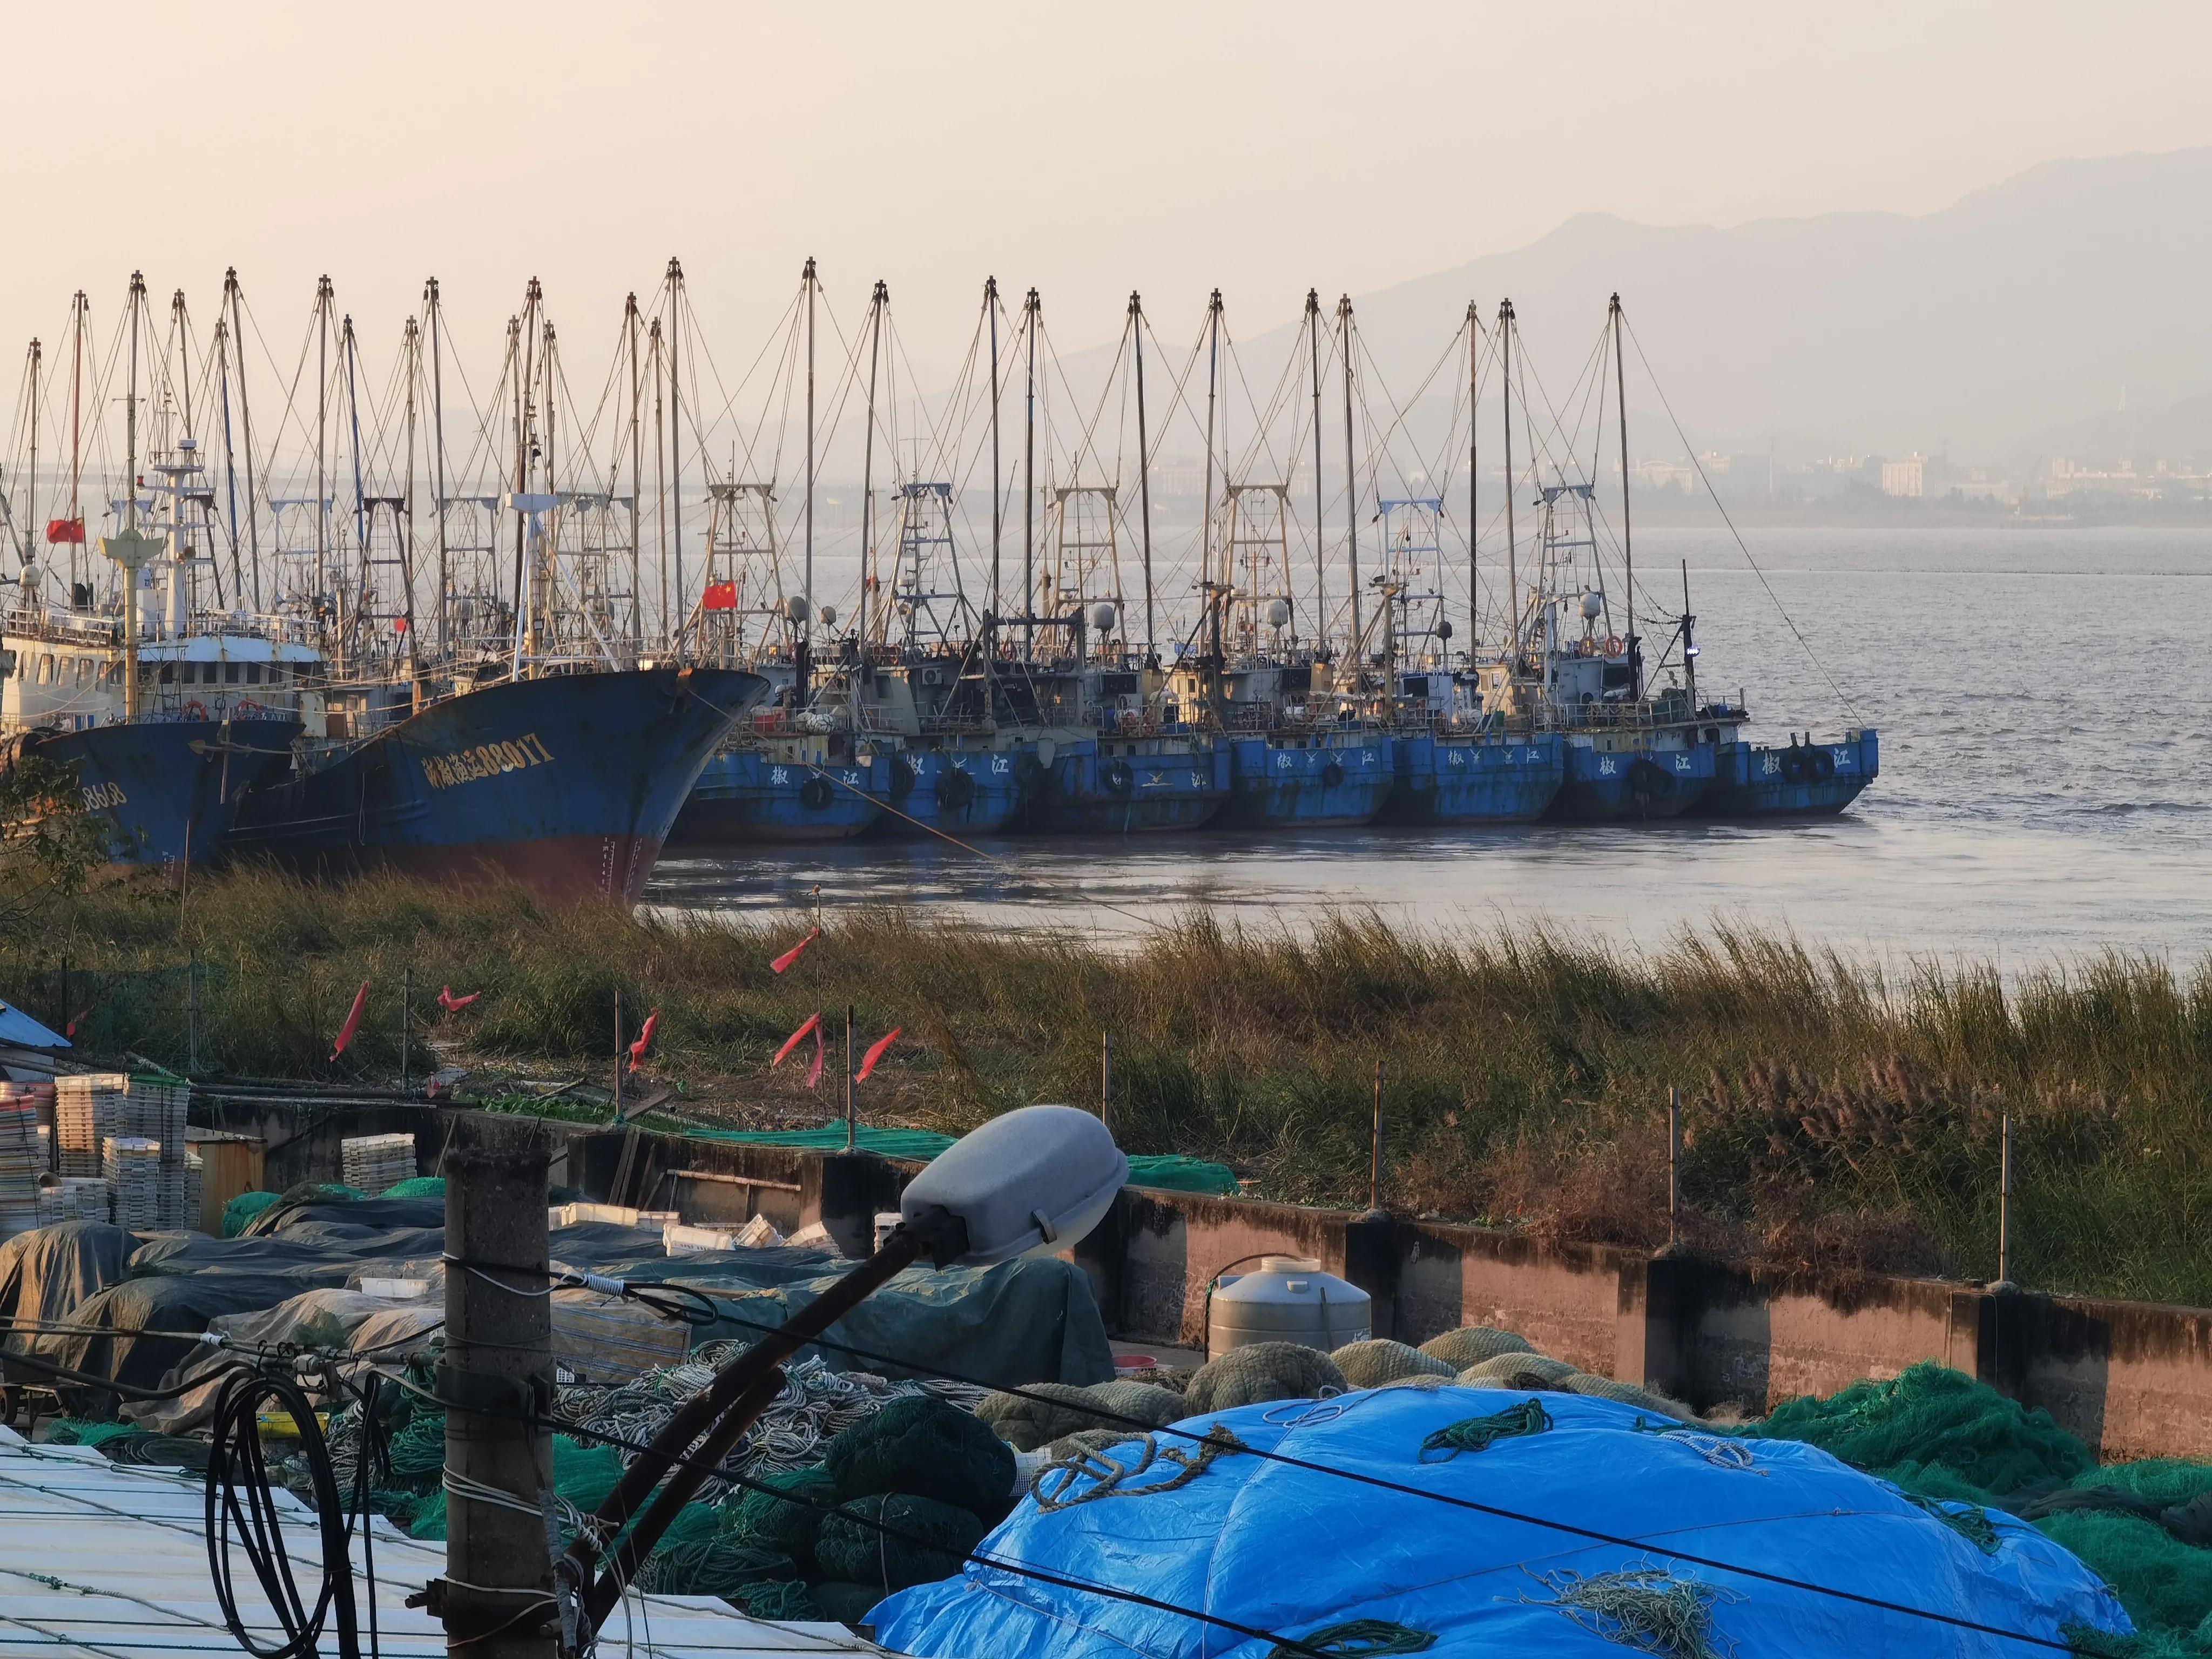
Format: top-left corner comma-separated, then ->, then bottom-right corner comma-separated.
1617,307 -> 1863,724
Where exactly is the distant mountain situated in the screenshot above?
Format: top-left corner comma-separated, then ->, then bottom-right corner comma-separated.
1232,150 -> 2212,464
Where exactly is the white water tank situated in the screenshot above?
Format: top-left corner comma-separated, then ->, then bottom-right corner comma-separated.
1205,1255 -> 1370,1360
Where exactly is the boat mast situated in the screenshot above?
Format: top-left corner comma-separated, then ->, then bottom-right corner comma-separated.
341,313 -> 368,678
171,288 -> 211,611
123,273 -> 145,717
1131,290 -> 1155,663
1499,298 -> 1517,657
1466,300 -> 1479,656
213,312 -> 239,601
511,282 -> 538,679
315,276 -> 332,610
1610,293 -> 1636,697
1337,294 -> 1362,678
858,280 -> 885,652
1022,286 -> 1038,652
68,291 -> 85,601
649,318 -> 665,648
24,336 -> 37,579
1306,289 -> 1325,658
664,258 -> 683,654
401,315 -> 424,704
803,257 -> 816,634
225,271 -> 261,612
1201,290 -> 1220,598
986,276 -> 1000,621
625,291 -> 642,659
426,276 -> 447,657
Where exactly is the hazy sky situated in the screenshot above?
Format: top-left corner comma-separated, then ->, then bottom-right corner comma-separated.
9,0 -> 2212,382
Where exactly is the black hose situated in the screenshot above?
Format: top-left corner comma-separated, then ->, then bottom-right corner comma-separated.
205,1366 -> 362,1659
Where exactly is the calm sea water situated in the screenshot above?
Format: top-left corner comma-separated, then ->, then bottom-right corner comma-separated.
646,527 -> 2212,971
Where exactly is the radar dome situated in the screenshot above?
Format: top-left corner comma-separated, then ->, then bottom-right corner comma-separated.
785,594 -> 812,623
1581,590 -> 1604,621
1090,601 -> 1117,632
819,604 -> 838,629
1265,598 -> 1292,628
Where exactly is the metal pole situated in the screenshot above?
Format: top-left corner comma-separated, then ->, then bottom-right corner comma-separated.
1338,295 -> 1363,677
187,950 -> 199,1074
1370,1059 -> 1385,1213
1467,301 -> 1480,651
1307,291 -> 1326,651
1100,1031 -> 1112,1129
1668,1085 -> 1681,1252
1500,300 -> 1517,654
844,1002 -> 857,1151
439,1120 -> 554,1659
666,259 -> 684,651
612,988 -> 623,1118
1022,288 -> 1037,651
1998,1112 -> 2013,1287
1130,292 -> 1155,663
858,282 -> 885,649
986,278 -> 1001,618
1611,294 -> 1636,694
804,258 -> 816,624
400,964 -> 410,1091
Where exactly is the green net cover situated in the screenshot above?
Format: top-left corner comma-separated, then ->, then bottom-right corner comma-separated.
683,1120 -> 1236,1195
379,1176 -> 447,1200
220,1191 -> 283,1237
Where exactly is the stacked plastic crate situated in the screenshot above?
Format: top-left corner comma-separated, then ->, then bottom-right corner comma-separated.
103,1136 -> 163,1230
125,1077 -> 191,1225
36,1176 -> 111,1225
55,1074 -> 130,1178
0,1102 -> 42,1238
341,1133 -> 417,1194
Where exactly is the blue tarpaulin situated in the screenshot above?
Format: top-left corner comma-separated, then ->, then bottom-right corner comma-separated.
874,1386 -> 2132,1659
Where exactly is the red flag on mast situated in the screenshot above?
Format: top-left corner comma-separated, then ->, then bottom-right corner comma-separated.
627,1008 -> 660,1073
330,981 -> 370,1060
770,928 -> 820,974
854,1027 -> 901,1083
702,581 -> 738,611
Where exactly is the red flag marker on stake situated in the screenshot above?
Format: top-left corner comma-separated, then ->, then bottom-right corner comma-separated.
330,981 -> 370,1060
65,1009 -> 91,1040
805,1024 -> 825,1090
854,1027 -> 901,1084
627,1008 -> 660,1073
769,928 -> 821,975
773,1012 -> 821,1066
436,986 -> 481,1011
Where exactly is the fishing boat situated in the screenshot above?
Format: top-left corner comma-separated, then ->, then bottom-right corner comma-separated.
1698,726 -> 1880,816
218,271 -> 767,898
3,278 -> 305,873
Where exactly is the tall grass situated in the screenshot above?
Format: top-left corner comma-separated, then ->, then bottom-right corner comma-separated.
10,868 -> 2210,1306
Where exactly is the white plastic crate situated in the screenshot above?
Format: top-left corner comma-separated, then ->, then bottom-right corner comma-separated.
341,1132 -> 417,1195
55,1074 -> 130,1178
102,1136 -> 163,1231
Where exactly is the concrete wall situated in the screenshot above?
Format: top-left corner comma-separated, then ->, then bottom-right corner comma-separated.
201,1098 -> 2212,1462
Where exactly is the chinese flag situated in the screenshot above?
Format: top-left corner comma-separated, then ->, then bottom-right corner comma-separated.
46,518 -> 85,545
702,581 -> 738,611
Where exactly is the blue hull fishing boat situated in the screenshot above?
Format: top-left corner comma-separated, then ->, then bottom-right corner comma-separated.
22,716 -> 301,870
1027,731 -> 1229,833
1699,730 -> 1879,817
1386,731 -> 1564,824
672,734 -> 885,844
866,741 -> 1026,838
231,667 -> 762,901
1218,730 -> 1395,828
1549,732 -> 1716,820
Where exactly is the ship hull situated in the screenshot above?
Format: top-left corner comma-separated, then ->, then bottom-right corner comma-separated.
1697,731 -> 1879,818
226,667 -> 761,902
671,745 -> 886,843
1024,734 -> 1229,833
1217,732 -> 1395,828
1547,738 -> 1716,821
25,717 -> 301,873
1382,732 -> 1565,825
868,745 -> 1026,838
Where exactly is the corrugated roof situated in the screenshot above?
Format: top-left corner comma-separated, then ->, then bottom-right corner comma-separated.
0,1001 -> 66,1050
0,1427 -> 889,1659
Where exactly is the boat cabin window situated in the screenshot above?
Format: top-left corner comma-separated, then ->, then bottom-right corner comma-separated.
159,663 -> 175,684
1101,672 -> 1139,696
74,658 -> 91,687
245,663 -> 260,684
37,654 -> 53,684
225,662 -> 240,684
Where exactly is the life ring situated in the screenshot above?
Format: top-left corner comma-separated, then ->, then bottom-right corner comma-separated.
1103,758 -> 1135,796
181,698 -> 208,721
233,699 -> 264,719
935,767 -> 977,810
1118,709 -> 1141,733
888,755 -> 918,799
798,774 -> 834,811
1321,760 -> 1346,788
1780,748 -> 1810,785
1810,748 -> 1837,781
1604,635 -> 1624,657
